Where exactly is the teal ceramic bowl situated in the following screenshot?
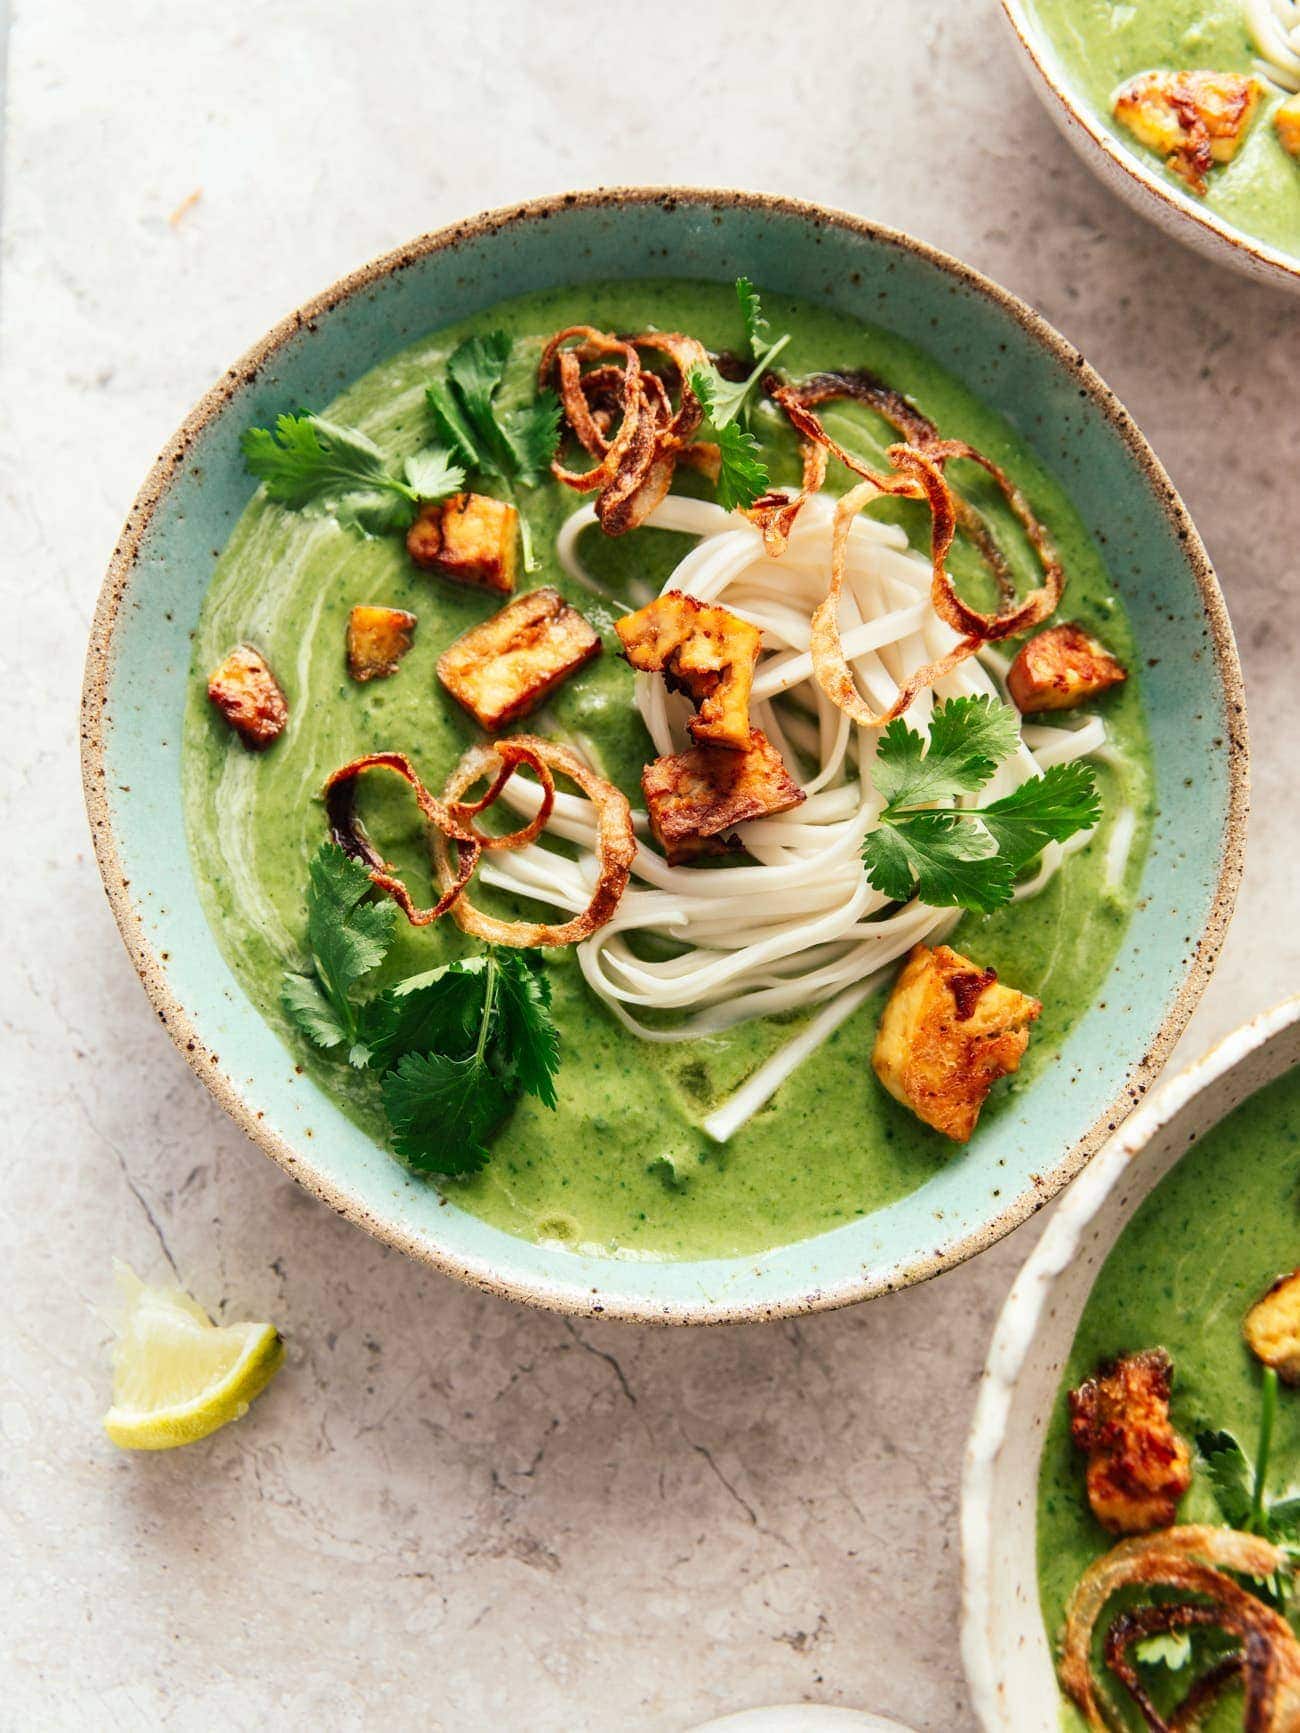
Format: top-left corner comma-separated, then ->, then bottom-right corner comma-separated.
81,189 -> 1247,1323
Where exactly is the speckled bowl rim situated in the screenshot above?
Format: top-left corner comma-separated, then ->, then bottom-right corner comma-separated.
1000,0 -> 1300,290
960,994 -> 1300,1728
80,186 -> 1248,1325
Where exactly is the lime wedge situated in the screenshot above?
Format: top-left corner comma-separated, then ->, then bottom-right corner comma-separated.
103,1261 -> 283,1450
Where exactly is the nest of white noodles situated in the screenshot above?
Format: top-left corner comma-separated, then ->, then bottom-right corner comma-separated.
477,488 -> 1116,1143
1246,0 -> 1300,90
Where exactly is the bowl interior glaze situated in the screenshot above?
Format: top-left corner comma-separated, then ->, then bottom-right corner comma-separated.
961,998 -> 1300,1728
82,189 -> 1246,1323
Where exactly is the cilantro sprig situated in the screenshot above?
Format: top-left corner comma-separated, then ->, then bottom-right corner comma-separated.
860,695 -> 1102,913
281,843 -> 559,1174
426,331 -> 561,572
241,413 -> 463,537
1198,1370 -> 1300,1545
1195,1370 -> 1300,1612
688,277 -> 791,512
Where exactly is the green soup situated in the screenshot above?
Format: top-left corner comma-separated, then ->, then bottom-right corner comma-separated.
182,278 -> 1151,1262
1025,0 -> 1300,260
1037,1065 -> 1300,1729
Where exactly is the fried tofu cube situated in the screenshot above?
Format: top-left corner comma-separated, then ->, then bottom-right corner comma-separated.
406,492 -> 518,594
347,605 -> 417,682
1113,70 -> 1262,195
1275,93 -> 1300,158
616,590 -> 761,751
206,643 -> 287,749
1007,622 -> 1128,714
1069,1349 -> 1192,1535
437,586 -> 601,732
641,729 -> 804,865
1244,1270 -> 1300,1383
872,944 -> 1041,1142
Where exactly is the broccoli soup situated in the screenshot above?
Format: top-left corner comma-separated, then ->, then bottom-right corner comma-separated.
183,277 -> 1151,1261
1038,1065 -> 1300,1730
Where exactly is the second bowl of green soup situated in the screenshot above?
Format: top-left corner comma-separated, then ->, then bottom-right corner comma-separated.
1004,0 -> 1300,288
82,189 -> 1245,1321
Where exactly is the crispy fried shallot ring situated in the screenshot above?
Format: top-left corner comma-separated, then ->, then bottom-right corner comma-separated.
432,736 -> 636,948
809,457 -> 980,728
769,372 -> 1069,624
323,745 -> 556,927
1060,1526 -> 1300,1732
746,434 -> 829,557
541,325 -> 708,536
770,372 -> 1021,601
807,440 -> 1065,728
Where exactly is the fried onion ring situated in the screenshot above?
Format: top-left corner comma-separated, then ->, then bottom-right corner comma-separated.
809,458 -> 980,728
432,736 -> 636,948
542,325 -> 708,536
323,745 -> 556,927
807,439 -> 1066,727
1060,1526 -> 1300,1732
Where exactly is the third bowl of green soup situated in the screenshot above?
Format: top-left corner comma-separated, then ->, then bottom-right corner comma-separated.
82,189 -> 1246,1321
963,997 -> 1300,1728
1003,0 -> 1300,289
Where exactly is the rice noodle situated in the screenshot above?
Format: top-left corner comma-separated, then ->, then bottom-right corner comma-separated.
480,491 -> 1111,1139
1247,0 -> 1300,90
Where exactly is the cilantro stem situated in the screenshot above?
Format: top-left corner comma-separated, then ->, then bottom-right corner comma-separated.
474,953 -> 499,1066
502,480 -> 539,574
1253,1368 -> 1279,1533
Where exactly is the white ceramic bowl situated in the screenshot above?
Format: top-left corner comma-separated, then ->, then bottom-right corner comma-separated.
960,996 -> 1300,1729
1001,0 -> 1300,293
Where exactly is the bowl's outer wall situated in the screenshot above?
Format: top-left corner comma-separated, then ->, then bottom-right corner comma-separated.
962,1002 -> 1300,1728
86,192 -> 1244,1320
1000,0 -> 1300,292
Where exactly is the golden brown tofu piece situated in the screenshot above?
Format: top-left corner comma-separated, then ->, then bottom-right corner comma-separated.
406,492 -> 518,594
1113,70 -> 1262,195
1068,1349 -> 1192,1535
641,729 -> 804,865
616,590 -> 761,751
206,643 -> 287,749
1275,93 -> 1300,158
1244,1270 -> 1300,1383
437,586 -> 601,732
347,605 -> 417,682
1007,622 -> 1128,714
872,944 -> 1041,1142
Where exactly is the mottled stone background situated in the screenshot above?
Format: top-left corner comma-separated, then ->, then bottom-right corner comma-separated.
2,2 -> 1296,1727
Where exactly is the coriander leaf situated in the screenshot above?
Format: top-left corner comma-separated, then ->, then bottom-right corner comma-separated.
713,421 -> 770,512
333,489 -> 423,538
1267,1496 -> 1300,1539
1134,1631 -> 1192,1670
381,1051 -> 508,1174
1197,1429 -> 1255,1531
358,957 -> 491,1073
873,695 -> 1019,809
294,842 -> 397,1049
241,413 -> 396,509
492,949 -> 560,1109
425,378 -> 482,470
502,390 -> 563,486
404,445 -> 466,501
736,275 -> 770,361
977,762 -> 1102,868
281,972 -> 350,1051
862,809 -> 1014,913
446,331 -> 516,477
241,411 -> 460,537
690,362 -> 753,434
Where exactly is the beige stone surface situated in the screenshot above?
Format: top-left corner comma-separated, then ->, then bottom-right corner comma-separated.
1,1 -> 1296,1727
